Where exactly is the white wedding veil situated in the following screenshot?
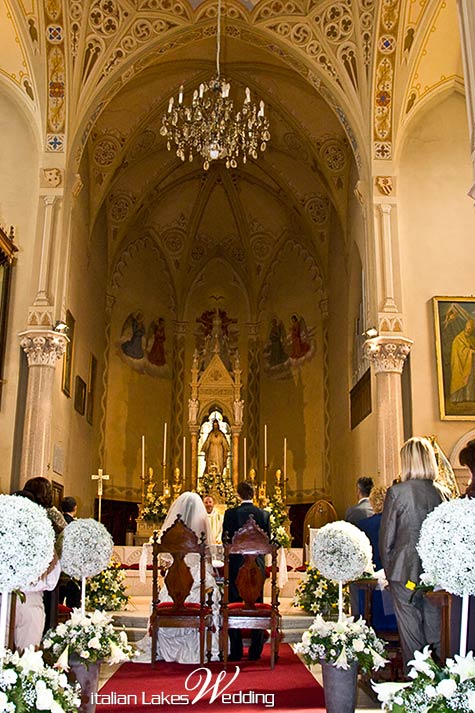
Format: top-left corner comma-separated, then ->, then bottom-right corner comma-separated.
162,491 -> 212,545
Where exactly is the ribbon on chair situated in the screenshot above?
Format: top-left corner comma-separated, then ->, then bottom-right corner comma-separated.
278,547 -> 288,589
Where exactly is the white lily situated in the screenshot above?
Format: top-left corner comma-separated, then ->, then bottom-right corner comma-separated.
447,651 -> 475,682
54,645 -> 69,671
407,646 -> 434,679
371,680 -> 412,703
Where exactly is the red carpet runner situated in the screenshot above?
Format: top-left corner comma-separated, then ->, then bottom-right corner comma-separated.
96,644 -> 326,712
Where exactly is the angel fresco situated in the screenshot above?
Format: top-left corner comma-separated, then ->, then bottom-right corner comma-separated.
119,312 -> 169,377
264,313 -> 316,377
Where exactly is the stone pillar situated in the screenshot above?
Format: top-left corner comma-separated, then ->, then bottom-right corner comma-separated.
379,203 -> 398,312
19,329 -> 68,484
364,336 -> 413,485
457,0 -> 475,196
231,428 -> 241,487
320,298 -> 331,494
190,425 -> 199,491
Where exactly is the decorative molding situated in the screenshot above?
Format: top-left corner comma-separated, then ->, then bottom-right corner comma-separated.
364,336 -> 412,374
19,330 -> 68,367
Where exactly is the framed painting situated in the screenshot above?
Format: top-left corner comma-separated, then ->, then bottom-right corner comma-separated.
74,375 -> 86,415
61,310 -> 75,397
433,297 -> 475,419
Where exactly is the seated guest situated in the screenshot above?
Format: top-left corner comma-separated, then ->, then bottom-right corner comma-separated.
203,494 -> 224,544
135,491 -> 220,663
345,476 -> 374,525
380,437 -> 449,670
61,496 -> 77,523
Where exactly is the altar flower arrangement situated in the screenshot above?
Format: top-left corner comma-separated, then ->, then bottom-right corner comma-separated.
141,483 -> 169,524
198,472 -> 239,508
43,609 -> 134,668
311,520 -> 374,583
373,646 -> 475,712
293,564 -> 349,617
85,559 -> 129,612
265,494 -> 292,548
295,613 -> 387,674
0,647 -> 80,712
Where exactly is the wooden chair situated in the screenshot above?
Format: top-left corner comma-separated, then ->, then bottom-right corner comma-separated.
150,515 -> 214,666
220,516 -> 281,669
302,499 -> 338,564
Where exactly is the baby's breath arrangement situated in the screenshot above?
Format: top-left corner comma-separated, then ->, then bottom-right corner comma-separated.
293,564 -> 349,617
85,559 -> 129,611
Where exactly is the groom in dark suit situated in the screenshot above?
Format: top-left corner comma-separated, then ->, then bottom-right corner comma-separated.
222,481 -> 271,661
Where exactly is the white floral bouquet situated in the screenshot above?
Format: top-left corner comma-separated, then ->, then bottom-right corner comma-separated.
42,609 -> 134,668
295,614 -> 387,675
58,519 -> 113,580
0,494 -> 55,591
85,560 -> 129,612
418,498 -> 475,596
311,521 -> 374,582
373,646 -> 475,713
0,647 -> 80,712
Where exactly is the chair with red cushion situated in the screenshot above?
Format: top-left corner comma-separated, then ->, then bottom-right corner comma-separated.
149,515 -> 213,666
220,516 -> 281,669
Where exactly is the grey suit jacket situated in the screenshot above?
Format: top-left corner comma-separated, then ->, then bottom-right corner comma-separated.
379,479 -> 444,583
345,498 -> 374,526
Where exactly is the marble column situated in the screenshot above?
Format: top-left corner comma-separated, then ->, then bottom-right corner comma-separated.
19,329 -> 68,484
364,336 -> 413,486
457,0 -> 475,196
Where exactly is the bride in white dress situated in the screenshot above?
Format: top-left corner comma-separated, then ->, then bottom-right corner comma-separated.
135,491 -> 221,664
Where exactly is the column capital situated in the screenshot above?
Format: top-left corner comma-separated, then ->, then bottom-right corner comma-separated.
364,336 -> 413,374
19,329 -> 68,367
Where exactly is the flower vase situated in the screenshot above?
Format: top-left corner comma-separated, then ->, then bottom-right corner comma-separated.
320,660 -> 358,713
69,656 -> 101,713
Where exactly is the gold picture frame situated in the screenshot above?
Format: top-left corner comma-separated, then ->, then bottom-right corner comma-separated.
433,296 -> 475,420
61,310 -> 75,397
74,375 -> 86,415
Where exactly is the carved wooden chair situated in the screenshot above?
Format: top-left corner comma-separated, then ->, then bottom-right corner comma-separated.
150,515 -> 214,666
302,499 -> 338,564
220,516 -> 281,669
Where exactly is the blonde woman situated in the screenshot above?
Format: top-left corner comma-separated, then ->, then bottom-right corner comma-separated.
379,437 -> 449,670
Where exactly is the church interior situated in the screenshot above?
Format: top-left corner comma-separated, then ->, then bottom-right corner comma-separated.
1,1 -> 475,546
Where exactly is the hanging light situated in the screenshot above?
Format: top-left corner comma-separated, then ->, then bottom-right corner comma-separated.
160,0 -> 270,169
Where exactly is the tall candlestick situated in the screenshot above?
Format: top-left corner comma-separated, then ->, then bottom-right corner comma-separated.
183,436 -> 186,478
243,436 -> 247,479
283,437 -> 287,478
264,424 -> 268,466
163,422 -> 167,465
141,435 -> 145,480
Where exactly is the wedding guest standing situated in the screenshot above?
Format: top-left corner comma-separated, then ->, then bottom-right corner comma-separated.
345,476 -> 374,525
380,437 -> 448,669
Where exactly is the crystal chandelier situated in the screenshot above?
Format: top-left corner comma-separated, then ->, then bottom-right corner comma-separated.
160,0 -> 270,170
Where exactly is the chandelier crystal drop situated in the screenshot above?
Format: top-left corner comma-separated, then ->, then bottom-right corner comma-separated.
160,0 -> 270,170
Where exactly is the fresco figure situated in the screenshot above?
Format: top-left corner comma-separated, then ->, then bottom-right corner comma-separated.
450,318 -> 475,402
148,317 -> 166,366
290,314 -> 310,359
121,311 -> 146,359
268,317 -> 288,366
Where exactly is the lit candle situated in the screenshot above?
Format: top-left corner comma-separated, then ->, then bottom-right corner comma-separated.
163,422 -> 167,465
245,87 -> 251,103
283,437 -> 287,479
264,424 -> 268,466
243,436 -> 247,478
178,85 -> 184,104
199,83 -> 204,98
141,435 -> 145,480
183,436 -> 186,478
168,97 -> 174,113
258,100 -> 265,117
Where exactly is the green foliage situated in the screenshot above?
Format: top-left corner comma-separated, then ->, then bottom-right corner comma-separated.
265,493 -> 292,548
141,483 -> 169,524
85,559 -> 129,611
198,472 -> 239,507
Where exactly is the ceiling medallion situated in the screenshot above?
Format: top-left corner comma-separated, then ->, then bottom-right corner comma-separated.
160,0 -> 270,170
